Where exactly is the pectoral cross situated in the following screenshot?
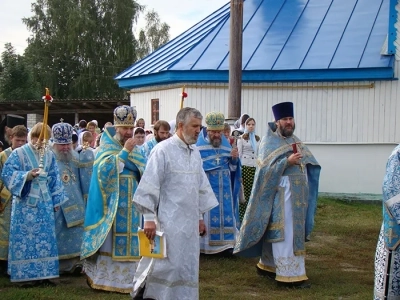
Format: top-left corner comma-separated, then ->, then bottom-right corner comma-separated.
215,156 -> 220,165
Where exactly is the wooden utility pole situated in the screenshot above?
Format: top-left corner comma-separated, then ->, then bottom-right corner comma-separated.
227,0 -> 244,123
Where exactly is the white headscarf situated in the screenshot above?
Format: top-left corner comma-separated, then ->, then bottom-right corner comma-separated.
168,120 -> 176,135
234,114 -> 249,132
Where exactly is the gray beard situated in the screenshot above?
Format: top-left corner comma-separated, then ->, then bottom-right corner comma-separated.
182,131 -> 197,145
114,133 -> 125,145
53,148 -> 73,162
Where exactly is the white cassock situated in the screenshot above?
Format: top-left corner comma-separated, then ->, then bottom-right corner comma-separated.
132,134 -> 218,300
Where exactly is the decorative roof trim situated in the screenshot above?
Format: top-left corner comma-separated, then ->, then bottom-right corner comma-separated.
117,66 -> 396,89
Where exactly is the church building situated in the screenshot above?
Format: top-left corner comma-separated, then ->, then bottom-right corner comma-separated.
115,0 -> 399,198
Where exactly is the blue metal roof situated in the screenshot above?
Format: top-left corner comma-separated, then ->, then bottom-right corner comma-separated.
116,0 -> 395,89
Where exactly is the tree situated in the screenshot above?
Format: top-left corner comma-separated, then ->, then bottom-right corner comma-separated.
0,43 -> 40,101
23,0 -> 144,99
137,10 -> 170,59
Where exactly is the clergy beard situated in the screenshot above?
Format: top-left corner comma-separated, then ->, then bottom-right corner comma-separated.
210,136 -> 221,148
53,148 -> 73,162
115,132 -> 124,145
278,123 -> 295,137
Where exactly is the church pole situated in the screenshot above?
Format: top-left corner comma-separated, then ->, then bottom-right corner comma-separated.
227,0 -> 244,125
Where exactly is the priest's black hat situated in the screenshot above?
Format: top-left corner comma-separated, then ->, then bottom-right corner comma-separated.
6,114 -> 25,128
272,102 -> 294,120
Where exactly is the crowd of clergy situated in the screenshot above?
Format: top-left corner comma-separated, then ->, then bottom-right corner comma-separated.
0,101 -> 321,298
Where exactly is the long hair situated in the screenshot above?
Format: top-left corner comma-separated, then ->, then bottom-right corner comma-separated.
242,118 -> 260,141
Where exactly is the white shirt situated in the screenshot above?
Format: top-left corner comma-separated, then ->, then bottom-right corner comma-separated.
238,137 -> 260,167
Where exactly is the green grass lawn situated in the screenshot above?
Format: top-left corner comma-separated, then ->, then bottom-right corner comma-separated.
0,198 -> 382,299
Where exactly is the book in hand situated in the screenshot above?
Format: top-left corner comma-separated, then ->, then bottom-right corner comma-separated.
138,228 -> 167,258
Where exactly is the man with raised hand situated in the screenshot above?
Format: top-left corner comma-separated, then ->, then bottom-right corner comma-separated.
234,102 -> 321,289
81,105 -> 146,293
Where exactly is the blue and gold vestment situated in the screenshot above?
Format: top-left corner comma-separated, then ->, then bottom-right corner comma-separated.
196,131 -> 241,253
234,123 -> 320,257
81,126 -> 145,260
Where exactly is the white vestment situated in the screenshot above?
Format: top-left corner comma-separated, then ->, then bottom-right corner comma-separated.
132,134 -> 218,300
258,176 -> 307,281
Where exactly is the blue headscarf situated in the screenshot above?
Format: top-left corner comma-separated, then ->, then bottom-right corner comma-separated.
244,118 -> 257,156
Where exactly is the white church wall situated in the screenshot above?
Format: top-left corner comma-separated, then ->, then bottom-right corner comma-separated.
130,65 -> 400,196
307,143 -> 395,195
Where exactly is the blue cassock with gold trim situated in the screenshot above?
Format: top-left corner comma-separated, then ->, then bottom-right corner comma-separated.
234,122 -> 320,257
80,126 -> 146,260
196,129 -> 242,250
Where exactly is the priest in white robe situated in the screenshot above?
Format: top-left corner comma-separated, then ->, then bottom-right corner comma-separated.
132,107 -> 218,300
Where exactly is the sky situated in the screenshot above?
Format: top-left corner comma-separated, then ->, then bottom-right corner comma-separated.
0,0 -> 229,55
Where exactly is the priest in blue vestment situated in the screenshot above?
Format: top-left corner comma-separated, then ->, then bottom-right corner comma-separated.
51,121 -> 93,274
196,112 -> 242,254
81,105 -> 146,293
374,145 -> 400,299
1,122 -> 65,284
234,102 -> 321,289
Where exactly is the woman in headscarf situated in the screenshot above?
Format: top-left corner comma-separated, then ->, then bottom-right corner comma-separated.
86,121 -> 98,148
237,117 -> 260,222
135,118 -> 145,129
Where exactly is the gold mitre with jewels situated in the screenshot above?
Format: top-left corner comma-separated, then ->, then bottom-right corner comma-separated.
113,105 -> 137,127
205,111 -> 225,131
